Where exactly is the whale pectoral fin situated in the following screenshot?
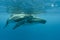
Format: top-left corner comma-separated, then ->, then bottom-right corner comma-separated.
3,19 -> 9,29
13,21 -> 25,30
4,18 -> 14,29
28,18 -> 46,24
4,15 -> 13,28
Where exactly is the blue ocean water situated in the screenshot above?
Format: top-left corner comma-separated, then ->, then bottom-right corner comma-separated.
0,10 -> 60,40
0,0 -> 60,40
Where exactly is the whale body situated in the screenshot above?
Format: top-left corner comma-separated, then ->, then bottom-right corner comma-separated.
5,14 -> 46,30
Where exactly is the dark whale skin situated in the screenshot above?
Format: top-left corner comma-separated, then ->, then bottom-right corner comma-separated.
5,15 -> 46,30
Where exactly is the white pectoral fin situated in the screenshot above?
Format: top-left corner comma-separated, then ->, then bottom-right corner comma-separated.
9,14 -> 25,19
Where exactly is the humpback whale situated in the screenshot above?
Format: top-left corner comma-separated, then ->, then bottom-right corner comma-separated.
5,13 -> 46,30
